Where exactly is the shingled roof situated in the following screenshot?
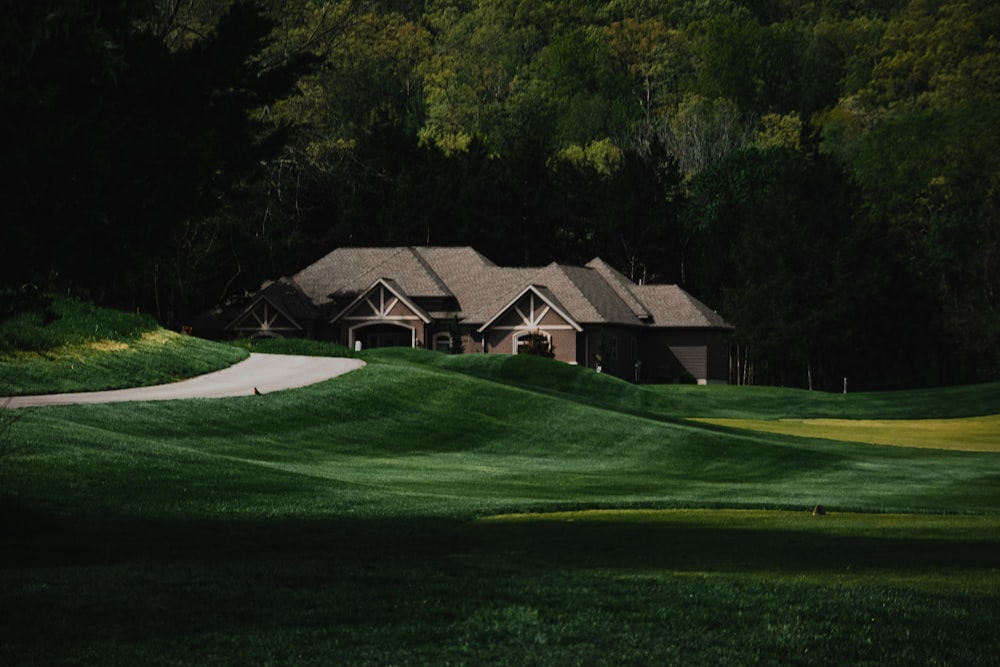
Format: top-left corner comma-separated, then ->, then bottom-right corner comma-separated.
228,277 -> 318,328
293,247 -> 455,303
262,246 -> 728,331
584,258 -> 652,320
632,284 -> 730,328
526,263 -> 639,325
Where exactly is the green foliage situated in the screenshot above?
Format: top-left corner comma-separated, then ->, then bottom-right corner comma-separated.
447,315 -> 465,354
0,0 -> 312,322
518,332 -> 556,358
666,94 -> 753,176
0,287 -> 54,330
854,102 -> 1000,382
860,0 -> 1000,112
4,0 -> 999,389
686,147 -> 899,389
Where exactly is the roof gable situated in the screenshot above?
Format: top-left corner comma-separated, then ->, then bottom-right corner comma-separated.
226,294 -> 304,334
540,263 -> 640,325
477,284 -> 583,333
453,266 -> 538,323
330,277 -> 433,324
224,277 -> 317,333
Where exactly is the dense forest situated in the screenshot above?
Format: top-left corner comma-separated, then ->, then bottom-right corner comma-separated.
1,0 -> 997,390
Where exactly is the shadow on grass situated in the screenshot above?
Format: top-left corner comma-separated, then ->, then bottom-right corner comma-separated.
462,517 -> 1000,577
6,503 -> 997,581
3,506 -> 1000,665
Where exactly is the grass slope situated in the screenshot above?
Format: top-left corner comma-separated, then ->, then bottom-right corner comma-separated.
398,345 -> 1000,420
2,340 -> 999,665
646,381 -> 1000,420
0,297 -> 247,395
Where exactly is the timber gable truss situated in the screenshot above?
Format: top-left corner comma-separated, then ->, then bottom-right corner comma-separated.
228,297 -> 303,337
478,286 -> 582,334
331,278 -> 433,349
332,279 -> 432,326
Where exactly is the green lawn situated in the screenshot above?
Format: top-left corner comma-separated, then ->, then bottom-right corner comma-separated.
0,297 -> 247,395
468,509 -> 1000,593
693,415 -> 1000,452
2,329 -> 999,665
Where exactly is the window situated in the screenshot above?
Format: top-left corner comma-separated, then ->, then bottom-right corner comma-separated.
630,337 -> 637,362
433,332 -> 452,352
610,336 -> 618,361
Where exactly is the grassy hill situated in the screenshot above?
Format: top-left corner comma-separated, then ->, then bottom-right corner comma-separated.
2,328 -> 998,665
0,296 -> 247,395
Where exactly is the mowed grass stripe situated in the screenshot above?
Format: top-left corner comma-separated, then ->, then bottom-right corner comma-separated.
692,415 -> 1000,452
4,329 -> 1000,665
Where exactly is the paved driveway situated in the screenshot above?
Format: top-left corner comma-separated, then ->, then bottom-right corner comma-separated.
1,353 -> 366,408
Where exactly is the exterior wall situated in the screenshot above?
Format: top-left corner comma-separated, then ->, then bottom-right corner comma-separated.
483,327 -> 577,363
308,319 -> 339,342
225,287 -> 729,384
426,323 -> 481,353
643,329 -> 730,384
463,331 -> 485,354
480,292 -> 579,363
344,320 -> 429,349
336,284 -> 430,350
580,325 -> 643,381
703,329 -> 731,384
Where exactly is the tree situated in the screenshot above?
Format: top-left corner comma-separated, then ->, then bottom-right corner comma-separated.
685,147 -> 899,389
854,103 -> 1000,383
860,0 -> 1000,113
519,332 -> 555,358
0,1 -> 311,322
604,17 -> 691,148
448,316 -> 465,354
665,94 -> 754,178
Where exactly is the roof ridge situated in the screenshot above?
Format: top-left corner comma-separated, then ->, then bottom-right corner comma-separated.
586,257 -> 651,318
552,264 -> 606,323
354,247 -> 409,285
406,246 -> 454,296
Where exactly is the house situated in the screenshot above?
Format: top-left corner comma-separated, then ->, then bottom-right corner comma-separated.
206,246 -> 732,384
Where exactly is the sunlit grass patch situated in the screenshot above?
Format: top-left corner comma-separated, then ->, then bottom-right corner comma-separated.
0,301 -> 247,395
88,339 -> 130,352
691,415 -> 1000,452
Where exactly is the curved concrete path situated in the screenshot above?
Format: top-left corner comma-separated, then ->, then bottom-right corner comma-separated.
1,353 -> 366,409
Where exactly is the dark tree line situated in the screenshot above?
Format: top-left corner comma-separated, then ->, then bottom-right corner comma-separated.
1,0 -> 310,320
2,0 -> 997,390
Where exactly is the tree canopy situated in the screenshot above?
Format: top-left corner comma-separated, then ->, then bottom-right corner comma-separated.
2,0 -> 997,388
